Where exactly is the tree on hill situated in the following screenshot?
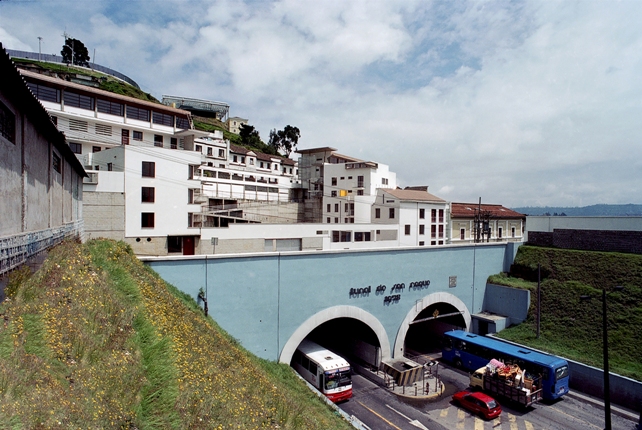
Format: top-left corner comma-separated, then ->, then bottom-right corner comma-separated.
239,124 -> 277,155
61,37 -> 90,67
268,125 -> 300,157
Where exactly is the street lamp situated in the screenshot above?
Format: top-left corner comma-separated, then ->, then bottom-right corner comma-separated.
580,285 -> 624,430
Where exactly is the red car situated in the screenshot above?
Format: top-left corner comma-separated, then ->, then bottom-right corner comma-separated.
452,390 -> 502,420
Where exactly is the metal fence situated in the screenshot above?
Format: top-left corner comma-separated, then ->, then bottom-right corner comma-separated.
7,49 -> 140,89
0,220 -> 84,276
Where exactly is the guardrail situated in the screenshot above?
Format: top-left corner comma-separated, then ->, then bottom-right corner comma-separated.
0,220 -> 84,276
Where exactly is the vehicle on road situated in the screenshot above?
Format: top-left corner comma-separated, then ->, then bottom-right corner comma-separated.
291,340 -> 352,403
442,330 -> 570,401
470,366 -> 542,407
452,390 -> 502,420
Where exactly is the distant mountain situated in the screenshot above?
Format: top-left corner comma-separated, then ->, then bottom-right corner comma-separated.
510,204 -> 642,216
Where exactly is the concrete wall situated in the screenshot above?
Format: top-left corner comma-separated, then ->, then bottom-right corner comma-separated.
526,216 -> 642,238
482,284 -> 530,325
143,242 -> 517,363
83,191 -> 125,240
528,229 -> 642,255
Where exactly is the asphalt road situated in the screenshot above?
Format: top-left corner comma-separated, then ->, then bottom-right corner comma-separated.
338,364 -> 639,430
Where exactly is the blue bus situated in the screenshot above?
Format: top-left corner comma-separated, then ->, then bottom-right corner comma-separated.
442,330 -> 570,401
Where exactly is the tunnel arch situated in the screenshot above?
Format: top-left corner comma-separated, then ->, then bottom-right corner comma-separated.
279,305 -> 391,364
393,292 -> 471,358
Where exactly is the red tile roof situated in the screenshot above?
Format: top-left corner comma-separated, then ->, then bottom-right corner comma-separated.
451,203 -> 525,219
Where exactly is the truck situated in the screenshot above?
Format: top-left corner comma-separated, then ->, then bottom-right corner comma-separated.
470,367 -> 543,408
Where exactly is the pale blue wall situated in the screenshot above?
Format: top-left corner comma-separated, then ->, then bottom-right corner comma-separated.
146,242 -> 519,361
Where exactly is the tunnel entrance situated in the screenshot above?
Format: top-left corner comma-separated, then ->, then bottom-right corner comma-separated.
292,317 -> 382,369
404,302 -> 467,357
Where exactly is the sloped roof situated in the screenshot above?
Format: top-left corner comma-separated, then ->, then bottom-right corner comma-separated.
380,188 -> 446,203
1,44 -> 86,177
451,202 -> 525,219
229,143 -> 296,165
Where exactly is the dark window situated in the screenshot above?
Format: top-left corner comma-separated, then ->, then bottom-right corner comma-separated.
0,101 -> 16,143
419,241 -> 424,246
142,161 -> 155,178
460,228 -> 465,240
126,106 -> 150,121
107,163 -> 113,171
375,208 -> 380,219
357,175 -> 364,187
207,147 -> 213,156
431,225 -> 437,238
152,111 -> 174,126
154,134 -> 163,147
334,203 -> 339,213
141,187 -> 155,203
97,99 -> 124,116
65,91 -> 95,110
389,208 -> 395,219
419,225 -> 425,235
405,225 -> 410,235
331,191 -> 337,197
168,237 -> 182,253
438,225 -> 444,238
332,177 -> 337,186
52,152 -> 61,173
431,209 -> 437,223
326,204 -> 331,212
170,137 -> 178,149
357,189 -> 364,196
92,146 -> 101,153
439,209 -> 444,223
141,213 -> 155,228
26,82 -> 60,103
176,116 -> 189,129
419,208 -> 425,219
121,129 -> 130,145
69,142 -> 82,154
133,131 -> 143,141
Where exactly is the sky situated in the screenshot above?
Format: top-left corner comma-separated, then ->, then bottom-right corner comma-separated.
1,0 -> 641,208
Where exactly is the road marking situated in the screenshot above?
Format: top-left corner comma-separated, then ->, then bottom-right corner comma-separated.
357,401 -> 403,430
457,409 -> 465,429
549,406 -> 602,430
525,421 -> 535,430
440,408 -> 448,418
474,416 -> 484,430
385,405 -> 429,430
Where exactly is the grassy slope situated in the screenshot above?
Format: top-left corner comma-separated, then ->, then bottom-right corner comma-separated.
489,245 -> 642,381
0,239 -> 351,429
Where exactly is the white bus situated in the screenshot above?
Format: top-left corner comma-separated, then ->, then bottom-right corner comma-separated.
291,340 -> 352,402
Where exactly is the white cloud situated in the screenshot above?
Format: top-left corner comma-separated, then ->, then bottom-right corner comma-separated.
1,0 -> 641,207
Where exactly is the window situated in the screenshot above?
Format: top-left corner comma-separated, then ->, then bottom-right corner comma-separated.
354,232 -> 371,242
431,225 -> 437,238
26,83 -> 60,103
126,106 -> 150,121
512,227 -> 516,238
107,163 -> 113,171
357,190 -> 363,196
65,91 -> 94,110
334,217 -> 338,223
176,116 -> 189,129
219,149 -> 224,157
195,145 -> 202,153
419,209 -> 425,219
419,225 -> 425,235
431,209 -> 437,223
92,146 -> 101,153
69,142 -> 82,154
233,155 -> 238,162
168,237 -> 182,253
141,187 -> 155,203
0,101 -> 16,143
274,164 -> 278,170
97,99 -> 124,116
242,157 -> 246,164
152,111 -> 174,126
334,203 -> 339,213
326,217 -> 330,223
52,152 -> 61,173
419,241 -> 424,246
439,209 -> 444,223
207,147 -> 213,156
438,225 -> 444,238
326,204 -> 331,212
142,161 -> 155,178
122,129 -> 130,145
170,137 -> 177,149
141,213 -> 155,228
389,208 -> 395,219
154,134 -> 163,147
249,158 -> 254,165
405,225 -> 411,235
375,208 -> 380,219
331,191 -> 337,197
331,177 -> 337,186
357,175 -> 364,187
498,227 -> 503,238
460,228 -> 465,240
133,131 -> 143,141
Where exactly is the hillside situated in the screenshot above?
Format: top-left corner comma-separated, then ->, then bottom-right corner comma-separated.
511,203 -> 642,216
489,245 -> 642,380
0,239 -> 352,429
